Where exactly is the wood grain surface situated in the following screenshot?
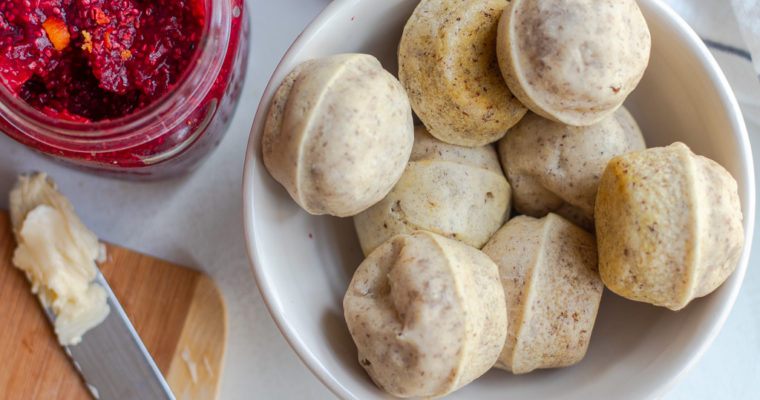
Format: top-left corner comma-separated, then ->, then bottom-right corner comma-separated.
0,211 -> 226,399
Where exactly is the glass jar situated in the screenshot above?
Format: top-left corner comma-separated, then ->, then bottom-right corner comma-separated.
0,0 -> 249,180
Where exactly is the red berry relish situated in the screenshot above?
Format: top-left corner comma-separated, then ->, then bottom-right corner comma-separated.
0,0 -> 248,179
0,0 -> 204,121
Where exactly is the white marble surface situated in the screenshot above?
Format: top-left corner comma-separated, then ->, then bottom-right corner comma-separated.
0,1 -> 757,399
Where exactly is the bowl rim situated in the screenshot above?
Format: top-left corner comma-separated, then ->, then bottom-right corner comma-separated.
242,0 -> 756,398
641,0 -> 756,397
242,1 -> 364,398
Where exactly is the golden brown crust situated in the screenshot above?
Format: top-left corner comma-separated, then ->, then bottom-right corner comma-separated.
399,0 -> 527,147
595,143 -> 744,310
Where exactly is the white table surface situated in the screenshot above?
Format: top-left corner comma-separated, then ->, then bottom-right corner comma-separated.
0,1 -> 757,399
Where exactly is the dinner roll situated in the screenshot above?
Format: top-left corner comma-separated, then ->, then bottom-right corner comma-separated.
595,142 -> 744,310
399,0 -> 527,147
482,214 -> 603,374
498,107 -> 645,229
262,54 -> 414,217
496,0 -> 650,126
344,231 -> 507,398
354,126 -> 511,256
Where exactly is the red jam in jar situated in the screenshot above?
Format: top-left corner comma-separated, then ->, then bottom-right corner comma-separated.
0,0 -> 249,179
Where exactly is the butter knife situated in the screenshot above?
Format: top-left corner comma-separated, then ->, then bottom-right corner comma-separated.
45,271 -> 176,400
9,172 -> 175,399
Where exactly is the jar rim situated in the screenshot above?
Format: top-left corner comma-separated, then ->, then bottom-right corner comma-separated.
0,0 -> 233,152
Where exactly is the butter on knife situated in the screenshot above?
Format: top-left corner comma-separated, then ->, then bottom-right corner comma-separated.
9,172 -> 110,346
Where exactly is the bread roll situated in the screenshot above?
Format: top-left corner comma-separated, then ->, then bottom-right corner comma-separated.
344,231 -> 507,398
398,0 -> 527,146
498,107 -> 645,229
354,126 -> 511,256
482,214 -> 603,374
262,53 -> 414,217
595,142 -> 744,310
496,0 -> 650,126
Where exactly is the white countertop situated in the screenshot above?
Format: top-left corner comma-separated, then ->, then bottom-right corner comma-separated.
0,1 -> 757,399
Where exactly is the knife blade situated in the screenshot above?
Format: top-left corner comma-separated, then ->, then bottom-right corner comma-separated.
8,172 -> 176,399
44,270 -> 176,400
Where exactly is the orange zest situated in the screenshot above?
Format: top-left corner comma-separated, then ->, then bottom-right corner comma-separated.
92,7 -> 111,25
104,28 -> 113,49
80,30 -> 93,53
42,17 -> 71,51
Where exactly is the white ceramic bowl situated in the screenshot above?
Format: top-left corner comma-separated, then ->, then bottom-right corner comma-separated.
243,0 -> 756,398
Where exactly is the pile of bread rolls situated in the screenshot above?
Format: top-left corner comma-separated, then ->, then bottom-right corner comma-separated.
261,0 -> 744,398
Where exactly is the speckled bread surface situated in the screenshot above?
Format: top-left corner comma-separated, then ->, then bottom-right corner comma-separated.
482,214 -> 603,374
262,53 -> 414,217
354,126 -> 511,256
595,142 -> 744,310
343,231 -> 507,398
398,0 -> 527,147
498,107 -> 645,230
496,0 -> 650,126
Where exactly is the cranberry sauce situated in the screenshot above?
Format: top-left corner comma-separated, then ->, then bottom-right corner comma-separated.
0,0 -> 204,121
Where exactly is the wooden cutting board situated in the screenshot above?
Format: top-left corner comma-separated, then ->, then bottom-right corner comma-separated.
0,210 -> 226,399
